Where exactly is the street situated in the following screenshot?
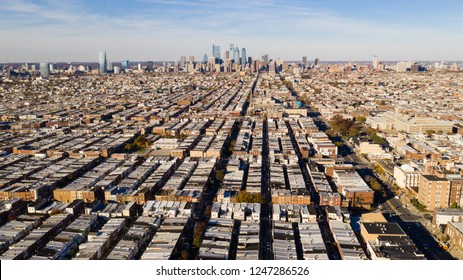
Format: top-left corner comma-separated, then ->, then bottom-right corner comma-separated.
382,198 -> 454,260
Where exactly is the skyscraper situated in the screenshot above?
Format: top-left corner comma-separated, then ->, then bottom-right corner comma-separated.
203,53 -> 208,63
121,60 -> 129,70
372,55 -> 379,69
229,44 -> 234,61
241,48 -> 246,65
180,56 -> 186,68
234,47 -> 240,65
147,61 -> 154,71
262,54 -> 269,65
40,62 -> 49,77
302,56 -> 307,68
314,58 -> 319,66
212,44 -> 220,62
99,51 -> 107,73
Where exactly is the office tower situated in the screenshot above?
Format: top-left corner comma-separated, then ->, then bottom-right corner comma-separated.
121,60 -> 129,70
203,53 -> 208,63
147,61 -> 154,71
248,57 -> 252,65
40,62 -> 49,77
262,54 -> 269,66
189,56 -> 195,64
225,51 -> 230,60
269,61 -> 276,75
303,56 -> 307,68
314,58 -> 319,65
241,48 -> 246,65
373,55 -> 379,69
234,47 -> 240,65
138,63 -> 142,71
5,66 -> 11,79
212,44 -> 220,61
113,66 -> 120,74
180,56 -> 186,68
99,51 -> 107,73
229,44 -> 234,61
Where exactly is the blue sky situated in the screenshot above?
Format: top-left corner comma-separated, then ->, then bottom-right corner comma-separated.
1,0 -> 462,62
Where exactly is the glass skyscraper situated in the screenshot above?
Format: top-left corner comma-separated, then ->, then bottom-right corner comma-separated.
99,51 -> 107,73
39,62 -> 49,77
121,60 -> 129,69
241,48 -> 246,65
212,44 -> 220,62
234,47 -> 240,65
229,44 -> 234,61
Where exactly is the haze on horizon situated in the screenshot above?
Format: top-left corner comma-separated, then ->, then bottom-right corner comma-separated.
1,0 -> 463,63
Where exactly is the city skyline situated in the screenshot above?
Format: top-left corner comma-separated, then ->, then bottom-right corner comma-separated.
1,0 -> 463,62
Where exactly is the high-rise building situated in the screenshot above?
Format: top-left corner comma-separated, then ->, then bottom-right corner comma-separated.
314,58 -> 319,66
121,60 -> 129,70
418,174 -> 450,210
189,56 -> 195,64
212,44 -> 220,62
241,48 -> 246,65
40,62 -> 49,77
303,56 -> 307,68
147,61 -> 154,71
180,56 -> 187,68
229,44 -> 235,61
99,51 -> 107,73
373,55 -> 379,69
225,51 -> 230,60
262,54 -> 269,64
203,53 -> 208,63
234,47 -> 240,65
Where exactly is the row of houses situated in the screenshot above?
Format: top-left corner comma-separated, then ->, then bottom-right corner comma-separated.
1,213 -> 74,260
211,202 -> 261,221
197,218 -> 234,260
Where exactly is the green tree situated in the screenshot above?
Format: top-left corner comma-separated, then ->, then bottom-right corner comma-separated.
370,133 -> 386,145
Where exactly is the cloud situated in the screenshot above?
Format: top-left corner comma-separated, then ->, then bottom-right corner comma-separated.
0,0 -> 462,62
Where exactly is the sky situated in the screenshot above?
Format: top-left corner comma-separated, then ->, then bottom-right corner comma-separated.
1,0 -> 463,62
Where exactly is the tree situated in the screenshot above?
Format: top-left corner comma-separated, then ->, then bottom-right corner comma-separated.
370,133 -> 386,145
180,250 -> 190,260
192,221 -> 207,248
374,164 -> 385,177
440,234 -> 449,243
356,116 -> 367,123
233,190 -> 264,204
450,202 -> 458,208
334,141 -> 343,147
325,129 -> 335,138
425,130 -> 435,137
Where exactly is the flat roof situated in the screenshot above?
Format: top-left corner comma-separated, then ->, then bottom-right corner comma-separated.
422,174 -> 447,181
362,222 -> 405,236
